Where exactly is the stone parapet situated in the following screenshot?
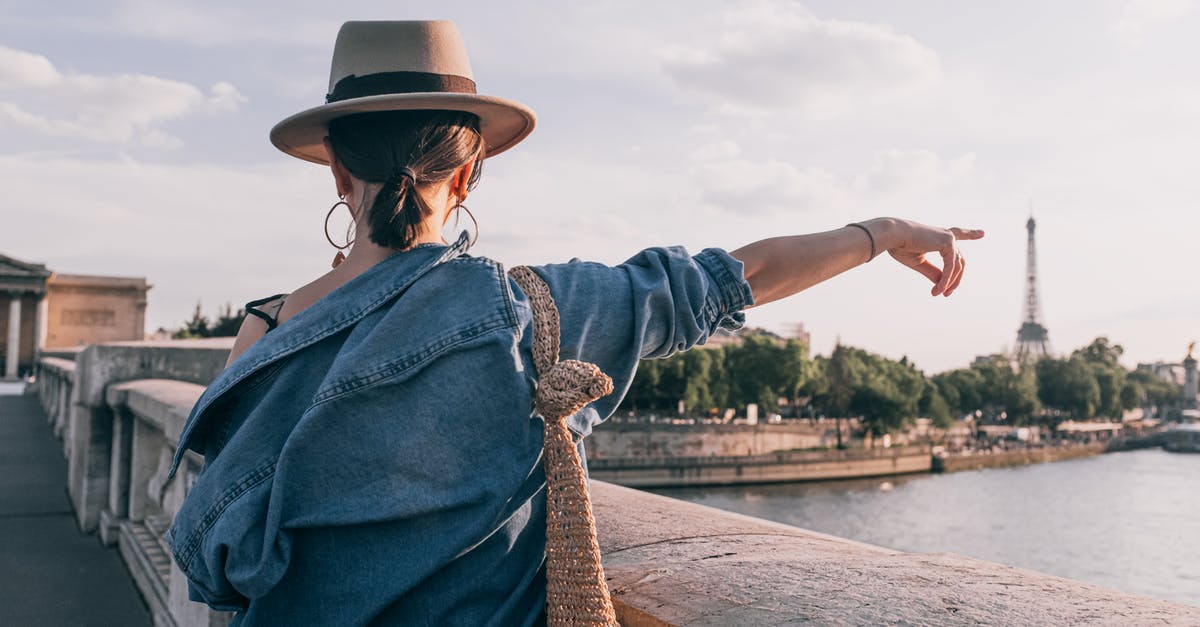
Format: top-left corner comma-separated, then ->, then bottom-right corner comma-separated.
591,481 -> 1200,625
51,338 -> 233,533
103,378 -> 231,627
35,356 -> 76,445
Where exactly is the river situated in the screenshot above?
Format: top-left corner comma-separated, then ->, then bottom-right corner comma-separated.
648,448 -> 1200,607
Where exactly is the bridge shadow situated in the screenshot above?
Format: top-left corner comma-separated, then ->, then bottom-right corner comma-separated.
0,388 -> 151,626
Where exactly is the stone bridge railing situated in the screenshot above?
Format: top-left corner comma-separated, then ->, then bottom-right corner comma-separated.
34,340 -> 1200,626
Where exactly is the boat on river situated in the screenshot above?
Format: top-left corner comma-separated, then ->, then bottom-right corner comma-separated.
1163,424 -> 1200,453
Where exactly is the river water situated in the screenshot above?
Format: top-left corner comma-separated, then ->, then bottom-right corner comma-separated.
649,448 -> 1200,607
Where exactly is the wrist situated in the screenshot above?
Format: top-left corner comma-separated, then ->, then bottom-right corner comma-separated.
864,217 -> 905,252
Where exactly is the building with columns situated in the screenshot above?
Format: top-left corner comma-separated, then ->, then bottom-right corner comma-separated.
0,253 -> 149,380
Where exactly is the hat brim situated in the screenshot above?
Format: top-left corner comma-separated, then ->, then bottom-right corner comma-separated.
270,92 -> 536,165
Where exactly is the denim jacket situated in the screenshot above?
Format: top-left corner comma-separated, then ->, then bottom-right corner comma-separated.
163,230 -> 754,626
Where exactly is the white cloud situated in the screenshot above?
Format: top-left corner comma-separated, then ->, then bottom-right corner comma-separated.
0,46 -> 245,147
659,0 -> 940,116
0,152 -> 329,333
1111,0 -> 1196,45
692,155 -> 846,214
853,150 -> 976,197
106,0 -> 338,47
0,46 -> 59,87
690,142 -> 973,214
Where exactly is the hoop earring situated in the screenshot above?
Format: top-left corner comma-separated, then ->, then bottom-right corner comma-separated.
325,195 -> 356,268
453,202 -> 479,247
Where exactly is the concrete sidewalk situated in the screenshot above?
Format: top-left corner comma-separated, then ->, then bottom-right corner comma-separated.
0,388 -> 151,626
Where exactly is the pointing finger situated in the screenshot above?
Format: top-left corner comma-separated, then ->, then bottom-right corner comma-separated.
950,227 -> 985,241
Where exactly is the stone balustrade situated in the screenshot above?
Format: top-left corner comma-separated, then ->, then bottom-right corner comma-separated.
32,340 -> 1200,626
102,378 -> 230,627
35,356 -> 75,446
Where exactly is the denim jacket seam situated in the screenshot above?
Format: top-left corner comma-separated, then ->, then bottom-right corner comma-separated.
173,458 -> 277,573
309,316 -> 517,407
494,261 -> 520,329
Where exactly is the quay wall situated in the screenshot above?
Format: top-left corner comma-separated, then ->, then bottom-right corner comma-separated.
934,442 -> 1107,473
586,421 -> 846,459
31,340 -> 1200,626
588,446 -> 931,488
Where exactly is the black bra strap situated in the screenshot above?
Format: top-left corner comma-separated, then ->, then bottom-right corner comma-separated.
244,293 -> 288,331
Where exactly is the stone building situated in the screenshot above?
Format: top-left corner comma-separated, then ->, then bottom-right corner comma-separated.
0,253 -> 149,380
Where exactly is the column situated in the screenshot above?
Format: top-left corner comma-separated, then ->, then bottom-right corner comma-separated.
5,291 -> 20,380
1184,356 -> 1198,410
33,291 -> 47,358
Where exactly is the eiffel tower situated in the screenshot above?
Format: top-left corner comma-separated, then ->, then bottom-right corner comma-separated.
1015,215 -> 1051,361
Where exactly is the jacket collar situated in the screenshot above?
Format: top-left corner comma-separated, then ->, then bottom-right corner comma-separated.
167,230 -> 473,480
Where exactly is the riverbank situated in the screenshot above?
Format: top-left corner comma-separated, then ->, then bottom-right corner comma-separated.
586,446 -> 931,488
589,439 -> 1157,488
932,442 -> 1108,473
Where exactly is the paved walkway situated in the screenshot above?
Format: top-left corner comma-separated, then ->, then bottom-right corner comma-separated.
0,387 -> 151,626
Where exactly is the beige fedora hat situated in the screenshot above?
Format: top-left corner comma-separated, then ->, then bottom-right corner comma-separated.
271,20 -> 536,165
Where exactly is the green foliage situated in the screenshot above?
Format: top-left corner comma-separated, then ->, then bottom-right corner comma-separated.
1127,369 -> 1182,409
920,382 -> 955,428
933,368 -> 985,415
621,331 -> 812,417
1119,380 -> 1143,412
1069,338 -> 1127,419
1036,356 -> 1101,420
969,355 -> 1040,423
725,333 -> 809,412
172,301 -> 245,339
618,332 -> 1163,434
812,344 -> 925,435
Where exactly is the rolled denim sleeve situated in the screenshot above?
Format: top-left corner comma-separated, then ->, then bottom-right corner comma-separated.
525,246 -> 754,435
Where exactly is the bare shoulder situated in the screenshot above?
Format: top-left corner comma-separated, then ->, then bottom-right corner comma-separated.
225,314 -> 268,368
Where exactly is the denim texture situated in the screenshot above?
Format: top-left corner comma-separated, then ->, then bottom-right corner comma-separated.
164,230 -> 754,626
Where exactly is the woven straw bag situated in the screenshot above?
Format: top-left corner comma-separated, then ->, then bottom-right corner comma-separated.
508,266 -> 620,627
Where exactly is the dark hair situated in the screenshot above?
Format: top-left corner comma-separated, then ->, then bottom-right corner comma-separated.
327,110 -> 485,249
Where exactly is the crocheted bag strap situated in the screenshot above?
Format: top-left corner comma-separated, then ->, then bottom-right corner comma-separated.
508,266 -> 619,627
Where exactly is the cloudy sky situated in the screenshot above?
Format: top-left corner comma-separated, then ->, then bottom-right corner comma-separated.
1,0 -> 1197,373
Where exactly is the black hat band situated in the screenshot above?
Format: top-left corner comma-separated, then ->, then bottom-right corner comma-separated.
326,71 -> 478,104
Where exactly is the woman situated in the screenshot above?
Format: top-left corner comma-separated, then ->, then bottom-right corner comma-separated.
165,20 -> 982,626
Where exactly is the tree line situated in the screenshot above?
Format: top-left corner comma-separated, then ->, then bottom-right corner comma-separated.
170,302 -> 245,339
618,332 -> 1182,435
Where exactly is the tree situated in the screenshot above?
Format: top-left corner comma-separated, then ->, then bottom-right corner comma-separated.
1127,370 -> 1182,414
1073,337 -> 1127,419
920,381 -> 955,428
210,302 -> 244,337
933,368 -> 985,416
971,355 -> 1040,423
173,302 -> 211,339
1036,356 -> 1100,420
623,359 -> 663,413
725,332 -> 811,412
1073,337 -> 1124,368
173,301 -> 245,339
1119,380 -> 1144,413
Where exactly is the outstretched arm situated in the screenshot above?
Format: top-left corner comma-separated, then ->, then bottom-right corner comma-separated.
730,217 -> 985,308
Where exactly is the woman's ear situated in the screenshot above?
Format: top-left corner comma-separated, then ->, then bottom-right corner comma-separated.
323,136 -> 354,198
451,160 -> 475,203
